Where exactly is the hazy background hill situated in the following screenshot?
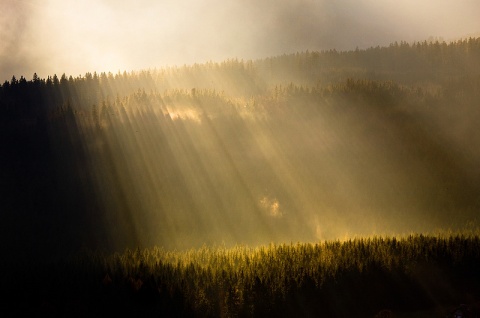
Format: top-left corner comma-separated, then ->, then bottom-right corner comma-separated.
1,39 -> 480,259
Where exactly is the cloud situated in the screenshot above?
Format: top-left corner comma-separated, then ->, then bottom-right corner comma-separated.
1,0 -> 479,82
0,0 -> 39,80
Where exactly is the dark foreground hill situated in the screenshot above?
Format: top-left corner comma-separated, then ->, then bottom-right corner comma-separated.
2,234 -> 480,317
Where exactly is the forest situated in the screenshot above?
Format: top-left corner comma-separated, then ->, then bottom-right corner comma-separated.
1,38 -> 480,316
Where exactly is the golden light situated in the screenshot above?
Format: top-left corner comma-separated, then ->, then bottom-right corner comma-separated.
2,0 -> 479,253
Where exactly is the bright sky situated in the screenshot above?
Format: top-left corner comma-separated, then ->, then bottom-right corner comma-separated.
1,0 -> 479,82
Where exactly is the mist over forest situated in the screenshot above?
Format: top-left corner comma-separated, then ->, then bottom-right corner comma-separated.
1,38 -> 480,260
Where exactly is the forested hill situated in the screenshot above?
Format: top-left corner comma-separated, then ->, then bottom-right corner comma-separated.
1,38 -> 480,259
2,37 -> 480,110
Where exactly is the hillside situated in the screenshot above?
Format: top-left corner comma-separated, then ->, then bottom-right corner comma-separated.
1,38 -> 480,258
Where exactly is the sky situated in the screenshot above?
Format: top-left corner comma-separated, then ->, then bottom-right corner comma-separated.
1,0 -> 480,83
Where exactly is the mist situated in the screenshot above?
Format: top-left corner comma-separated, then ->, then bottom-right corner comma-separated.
2,39 -> 480,257
1,0 -> 480,259
1,0 -> 480,82
3,3 -> 480,317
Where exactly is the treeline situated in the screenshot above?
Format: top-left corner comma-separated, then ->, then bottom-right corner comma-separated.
2,37 -> 480,118
257,37 -> 480,85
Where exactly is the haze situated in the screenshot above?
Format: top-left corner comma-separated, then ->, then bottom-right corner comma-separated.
1,0 -> 480,82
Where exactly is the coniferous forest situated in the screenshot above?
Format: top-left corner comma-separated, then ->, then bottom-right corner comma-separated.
1,38 -> 480,316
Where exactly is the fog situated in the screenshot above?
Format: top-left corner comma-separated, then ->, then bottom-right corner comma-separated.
1,1 -> 480,257
1,0 -> 479,82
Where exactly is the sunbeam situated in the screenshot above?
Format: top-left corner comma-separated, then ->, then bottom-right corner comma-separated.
1,2 -> 480,315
